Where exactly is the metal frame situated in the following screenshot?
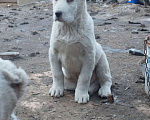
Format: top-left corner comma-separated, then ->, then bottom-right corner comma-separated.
144,36 -> 150,95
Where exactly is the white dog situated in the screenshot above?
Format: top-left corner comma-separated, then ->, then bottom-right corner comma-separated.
49,0 -> 112,103
0,58 -> 28,120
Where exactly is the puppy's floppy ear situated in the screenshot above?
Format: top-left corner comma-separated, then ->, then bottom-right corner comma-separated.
2,70 -> 20,84
2,71 -> 14,82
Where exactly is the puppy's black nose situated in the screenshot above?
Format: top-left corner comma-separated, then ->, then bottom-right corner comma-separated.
55,11 -> 62,18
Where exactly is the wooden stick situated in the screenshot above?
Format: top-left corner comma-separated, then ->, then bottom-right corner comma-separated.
0,52 -> 19,57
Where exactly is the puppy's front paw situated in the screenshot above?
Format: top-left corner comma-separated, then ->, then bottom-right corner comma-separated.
75,91 -> 89,104
11,113 -> 18,120
49,86 -> 64,97
98,86 -> 111,98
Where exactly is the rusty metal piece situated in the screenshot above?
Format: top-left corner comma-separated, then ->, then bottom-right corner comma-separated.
107,94 -> 114,103
145,35 -> 150,46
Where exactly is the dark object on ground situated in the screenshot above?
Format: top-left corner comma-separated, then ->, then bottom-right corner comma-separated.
139,0 -> 150,7
128,21 -> 141,24
136,79 -> 145,83
129,49 -> 144,56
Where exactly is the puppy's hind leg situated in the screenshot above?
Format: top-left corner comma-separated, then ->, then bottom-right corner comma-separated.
88,81 -> 99,95
96,51 -> 112,98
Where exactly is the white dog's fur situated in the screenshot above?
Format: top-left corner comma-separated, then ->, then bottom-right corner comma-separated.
0,58 -> 28,120
49,0 -> 112,103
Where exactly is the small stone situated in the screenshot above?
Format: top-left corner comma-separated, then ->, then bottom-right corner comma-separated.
90,116 -> 96,119
95,34 -> 100,39
36,52 -> 40,54
28,53 -> 36,57
11,8 -> 17,10
140,24 -> 145,27
131,30 -> 139,34
137,28 -> 148,31
39,18 -> 44,20
31,31 -> 38,35
20,22 -> 29,25
8,25 -> 14,28
28,52 -> 40,57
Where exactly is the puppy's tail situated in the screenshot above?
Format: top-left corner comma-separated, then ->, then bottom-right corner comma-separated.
2,67 -> 28,99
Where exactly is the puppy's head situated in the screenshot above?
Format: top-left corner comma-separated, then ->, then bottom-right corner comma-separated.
52,0 -> 85,23
2,67 -> 28,99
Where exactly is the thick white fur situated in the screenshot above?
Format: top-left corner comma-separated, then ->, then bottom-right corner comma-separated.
49,0 -> 112,103
0,58 -> 28,120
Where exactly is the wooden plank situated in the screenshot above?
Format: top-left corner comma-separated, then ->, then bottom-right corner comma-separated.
17,0 -> 40,5
0,0 -> 17,2
0,0 -> 48,5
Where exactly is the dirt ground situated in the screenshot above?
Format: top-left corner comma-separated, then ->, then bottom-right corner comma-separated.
1,1 -> 150,120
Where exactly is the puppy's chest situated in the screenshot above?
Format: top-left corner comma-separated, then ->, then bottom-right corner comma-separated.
56,40 -> 85,68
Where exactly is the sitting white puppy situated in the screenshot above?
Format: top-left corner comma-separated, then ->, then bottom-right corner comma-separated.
0,58 -> 28,120
49,0 -> 112,103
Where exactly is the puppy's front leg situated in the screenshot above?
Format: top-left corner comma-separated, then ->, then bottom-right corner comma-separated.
75,55 -> 95,103
49,48 -> 64,97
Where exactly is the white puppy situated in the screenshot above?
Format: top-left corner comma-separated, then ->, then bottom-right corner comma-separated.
0,58 -> 28,120
49,0 -> 112,103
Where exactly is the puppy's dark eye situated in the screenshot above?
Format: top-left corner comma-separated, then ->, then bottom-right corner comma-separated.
67,0 -> 73,3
